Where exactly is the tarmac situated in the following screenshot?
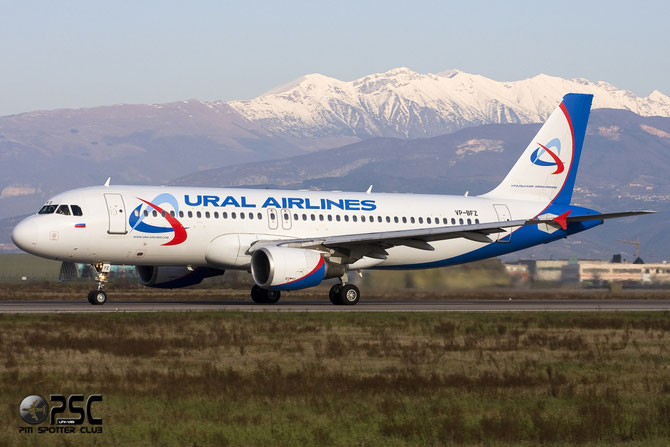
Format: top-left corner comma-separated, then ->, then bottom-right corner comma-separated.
2,299 -> 670,313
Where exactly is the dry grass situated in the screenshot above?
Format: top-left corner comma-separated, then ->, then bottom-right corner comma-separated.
1,311 -> 670,446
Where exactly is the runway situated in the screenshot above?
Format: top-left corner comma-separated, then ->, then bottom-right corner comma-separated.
1,299 -> 670,313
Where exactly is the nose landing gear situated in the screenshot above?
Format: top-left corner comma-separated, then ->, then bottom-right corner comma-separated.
87,263 -> 110,305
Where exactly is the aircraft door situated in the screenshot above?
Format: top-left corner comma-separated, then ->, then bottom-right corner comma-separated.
281,208 -> 292,230
267,208 -> 279,230
104,193 -> 127,234
493,204 -> 512,243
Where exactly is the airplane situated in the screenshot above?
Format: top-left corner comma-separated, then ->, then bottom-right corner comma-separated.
11,93 -> 653,305
23,399 -> 47,422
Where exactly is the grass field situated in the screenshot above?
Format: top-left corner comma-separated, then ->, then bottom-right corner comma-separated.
1,311 -> 670,446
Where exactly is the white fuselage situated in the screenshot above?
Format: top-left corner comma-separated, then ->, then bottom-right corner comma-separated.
12,185 -> 547,270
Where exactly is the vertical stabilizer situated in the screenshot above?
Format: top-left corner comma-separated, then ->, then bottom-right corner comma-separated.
483,93 -> 592,205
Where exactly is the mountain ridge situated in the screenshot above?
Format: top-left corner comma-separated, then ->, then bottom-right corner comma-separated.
228,67 -> 670,141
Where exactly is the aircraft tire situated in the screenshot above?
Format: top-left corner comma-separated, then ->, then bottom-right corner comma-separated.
329,284 -> 342,305
250,285 -> 267,304
265,289 -> 281,304
90,290 -> 107,305
339,284 -> 360,305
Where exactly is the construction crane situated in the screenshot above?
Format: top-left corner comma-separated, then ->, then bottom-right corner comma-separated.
617,238 -> 640,259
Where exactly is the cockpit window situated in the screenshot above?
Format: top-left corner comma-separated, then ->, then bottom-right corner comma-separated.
71,205 -> 83,216
38,204 -> 58,214
56,205 -> 71,215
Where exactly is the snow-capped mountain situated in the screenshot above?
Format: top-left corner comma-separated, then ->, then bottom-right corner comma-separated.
228,67 -> 670,140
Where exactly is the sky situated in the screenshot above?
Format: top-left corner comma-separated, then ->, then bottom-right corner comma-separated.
1,0 -> 669,116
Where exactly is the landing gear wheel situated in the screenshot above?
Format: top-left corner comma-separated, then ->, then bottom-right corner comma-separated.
329,284 -> 342,305
339,284 -> 360,306
88,290 -> 107,305
265,289 -> 281,304
251,285 -> 266,304
250,285 -> 281,304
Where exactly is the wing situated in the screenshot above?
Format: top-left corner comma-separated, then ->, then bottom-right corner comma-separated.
249,210 -> 654,264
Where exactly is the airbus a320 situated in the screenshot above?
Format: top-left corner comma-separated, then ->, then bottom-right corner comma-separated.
12,94 -> 652,305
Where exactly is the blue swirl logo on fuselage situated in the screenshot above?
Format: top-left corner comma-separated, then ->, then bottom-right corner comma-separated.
128,193 -> 187,246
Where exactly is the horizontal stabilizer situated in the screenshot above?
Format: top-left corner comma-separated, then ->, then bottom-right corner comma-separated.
528,210 -> 655,228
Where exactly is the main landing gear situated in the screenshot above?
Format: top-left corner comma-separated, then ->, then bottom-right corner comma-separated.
87,263 -> 110,305
250,285 -> 281,304
329,283 -> 360,305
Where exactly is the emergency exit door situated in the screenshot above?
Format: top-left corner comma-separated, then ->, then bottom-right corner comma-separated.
104,193 -> 127,234
267,208 -> 279,230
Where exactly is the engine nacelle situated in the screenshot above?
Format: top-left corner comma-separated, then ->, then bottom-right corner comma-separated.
251,247 -> 343,291
135,265 -> 224,289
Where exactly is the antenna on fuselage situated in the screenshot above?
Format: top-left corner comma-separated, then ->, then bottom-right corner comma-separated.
366,185 -> 373,194
104,177 -> 111,187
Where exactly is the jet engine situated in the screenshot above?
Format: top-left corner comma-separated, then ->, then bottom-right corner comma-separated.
251,246 -> 344,291
135,266 -> 224,289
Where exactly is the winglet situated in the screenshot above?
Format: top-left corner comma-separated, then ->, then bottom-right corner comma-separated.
553,210 -> 572,230
104,177 -> 111,187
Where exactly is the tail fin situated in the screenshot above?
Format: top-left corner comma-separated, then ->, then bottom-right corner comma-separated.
483,93 -> 592,205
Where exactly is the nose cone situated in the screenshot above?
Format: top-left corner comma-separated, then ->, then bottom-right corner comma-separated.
11,219 -> 38,253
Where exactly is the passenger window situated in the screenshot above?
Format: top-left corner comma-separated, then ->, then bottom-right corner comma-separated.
214,212 -> 219,218
179,211 -> 184,218
56,205 -> 71,215
311,214 -> 316,221
302,214 -> 307,221
249,212 -> 253,219
443,218 -> 447,225
475,218 -> 479,224
170,211 -> 175,217
418,217 -> 423,224
336,215 -> 341,222
196,211 -> 202,218
188,211 -> 193,218
459,218 -> 464,224
451,218 -> 456,225
240,212 -> 245,219
38,205 -> 58,214
222,212 -> 228,219
205,211 -> 210,218
410,217 -> 415,224
361,216 -> 366,222
386,216 -> 390,223
258,213 -> 263,220
467,218 -> 472,225
161,211 -> 166,217
327,215 -> 332,221
427,217 -> 432,224
294,213 -> 299,220
352,215 -> 357,222
344,215 -> 349,222
152,210 -> 157,217
402,217 -> 407,223
319,215 -> 324,221
71,205 -> 83,216
394,216 -> 399,223
231,212 -> 236,219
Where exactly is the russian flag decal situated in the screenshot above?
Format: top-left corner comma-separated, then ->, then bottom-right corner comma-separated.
75,223 -> 86,228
